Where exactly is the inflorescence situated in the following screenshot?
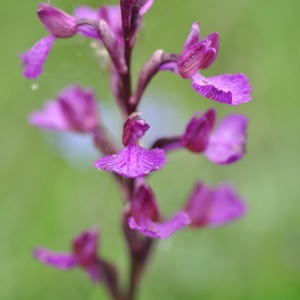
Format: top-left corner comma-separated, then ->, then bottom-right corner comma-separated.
21,1 -> 252,299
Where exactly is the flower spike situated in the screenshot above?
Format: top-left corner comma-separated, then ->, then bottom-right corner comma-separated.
23,1 -> 253,296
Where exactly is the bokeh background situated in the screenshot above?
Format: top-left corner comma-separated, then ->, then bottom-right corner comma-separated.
1,0 -> 300,299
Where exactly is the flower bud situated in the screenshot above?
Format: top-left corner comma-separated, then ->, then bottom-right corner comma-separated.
38,3 -> 77,38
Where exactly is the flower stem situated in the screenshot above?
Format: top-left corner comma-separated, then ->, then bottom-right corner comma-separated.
128,238 -> 155,300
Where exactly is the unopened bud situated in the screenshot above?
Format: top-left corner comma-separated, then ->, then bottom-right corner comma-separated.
38,3 -> 76,38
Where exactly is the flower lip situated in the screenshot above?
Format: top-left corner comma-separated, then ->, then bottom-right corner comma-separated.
192,73 -> 252,105
204,114 -> 248,164
94,113 -> 166,178
34,247 -> 78,270
94,143 -> 166,178
21,35 -> 56,79
184,182 -> 247,227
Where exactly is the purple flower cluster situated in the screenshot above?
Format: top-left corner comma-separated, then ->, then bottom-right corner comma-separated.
22,1 -> 252,299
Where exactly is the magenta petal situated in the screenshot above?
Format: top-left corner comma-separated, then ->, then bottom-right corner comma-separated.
21,35 -> 56,79
29,85 -> 99,132
128,212 -> 190,239
179,32 -> 219,78
29,100 -> 70,130
94,144 -> 166,178
192,73 -> 252,105
208,184 -> 247,226
38,3 -> 76,38
122,117 -> 150,145
74,6 -> 100,39
185,183 -> 211,226
34,247 -> 77,270
99,6 -> 123,44
181,109 -> 216,152
74,6 -> 99,19
130,183 -> 160,221
183,22 -> 201,49
73,229 -> 99,268
179,23 -> 219,78
58,85 -> 100,132
185,182 -> 246,227
139,0 -> 155,15
200,32 -> 219,69
205,114 -> 248,164
178,43 -> 206,79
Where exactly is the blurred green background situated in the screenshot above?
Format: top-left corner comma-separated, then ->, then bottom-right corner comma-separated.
1,0 -> 300,299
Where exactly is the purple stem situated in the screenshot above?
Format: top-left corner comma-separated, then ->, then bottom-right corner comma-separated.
122,213 -> 155,300
132,53 -> 180,109
128,239 -> 154,300
151,136 -> 182,152
98,258 -> 122,300
92,3 -> 163,299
